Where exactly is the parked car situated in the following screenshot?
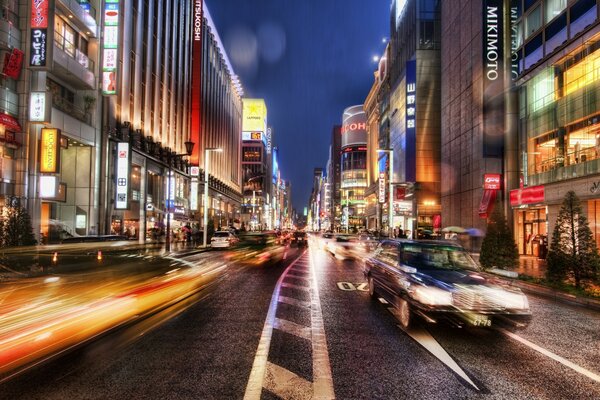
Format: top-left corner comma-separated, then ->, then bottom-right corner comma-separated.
291,231 -> 308,246
210,231 -> 239,249
364,239 -> 532,329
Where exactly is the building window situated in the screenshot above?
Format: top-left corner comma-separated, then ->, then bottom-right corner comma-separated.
563,47 -> 600,97
527,67 -> 556,112
545,0 -> 566,23
525,5 -> 542,39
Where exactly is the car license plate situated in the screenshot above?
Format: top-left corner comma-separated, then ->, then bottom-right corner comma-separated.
471,315 -> 492,327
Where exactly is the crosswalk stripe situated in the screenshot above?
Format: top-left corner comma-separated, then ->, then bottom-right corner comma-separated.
263,361 -> 312,400
274,318 -> 312,341
278,295 -> 311,309
281,282 -> 311,291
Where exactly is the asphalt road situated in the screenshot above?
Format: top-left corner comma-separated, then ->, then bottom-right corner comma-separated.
2,243 -> 600,399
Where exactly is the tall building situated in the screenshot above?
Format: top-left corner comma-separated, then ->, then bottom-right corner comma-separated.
0,1 -> 26,220
241,98 -> 269,230
308,167 -> 324,231
328,125 -> 342,230
441,0 -> 506,242
24,0 -> 101,242
388,0 -> 442,237
511,0 -> 600,255
100,0 -> 242,240
340,105 -> 367,231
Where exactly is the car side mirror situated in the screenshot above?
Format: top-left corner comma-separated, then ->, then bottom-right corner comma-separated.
398,263 -> 417,274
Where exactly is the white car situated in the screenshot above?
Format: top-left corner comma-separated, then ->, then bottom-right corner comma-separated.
211,231 -> 239,248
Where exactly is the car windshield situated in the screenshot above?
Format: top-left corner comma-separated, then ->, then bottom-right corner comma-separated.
400,243 -> 480,272
294,232 -> 306,238
213,232 -> 229,238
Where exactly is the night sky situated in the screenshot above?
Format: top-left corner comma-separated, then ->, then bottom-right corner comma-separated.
207,0 -> 390,210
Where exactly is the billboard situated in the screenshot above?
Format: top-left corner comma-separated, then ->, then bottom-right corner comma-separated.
242,99 -> 267,133
405,59 -> 416,182
341,105 -> 367,148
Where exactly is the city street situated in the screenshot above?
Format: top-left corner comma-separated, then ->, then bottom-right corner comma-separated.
2,242 -> 599,399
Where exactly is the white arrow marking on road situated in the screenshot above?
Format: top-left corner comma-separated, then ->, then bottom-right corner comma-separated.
499,328 -> 600,384
389,308 -> 480,391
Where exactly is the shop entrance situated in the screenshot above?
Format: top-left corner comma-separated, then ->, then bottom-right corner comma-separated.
516,208 -> 547,257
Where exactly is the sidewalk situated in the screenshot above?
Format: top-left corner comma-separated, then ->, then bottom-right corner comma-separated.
470,254 -> 547,279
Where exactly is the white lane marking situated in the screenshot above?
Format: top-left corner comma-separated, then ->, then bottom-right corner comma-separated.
286,273 -> 310,280
378,297 -> 389,304
278,295 -> 311,309
274,317 -> 312,341
388,308 -> 479,391
244,251 -> 307,400
264,361 -> 312,399
499,328 -> 600,384
281,282 -> 311,291
309,249 -> 336,399
283,251 -> 288,260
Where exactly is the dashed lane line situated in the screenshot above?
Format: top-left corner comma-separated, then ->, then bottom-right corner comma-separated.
499,328 -> 600,384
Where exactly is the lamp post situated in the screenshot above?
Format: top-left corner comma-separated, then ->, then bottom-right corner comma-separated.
377,149 -> 394,238
202,147 -> 223,248
166,140 -> 195,252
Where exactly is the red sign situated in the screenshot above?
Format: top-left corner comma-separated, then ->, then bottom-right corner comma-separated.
30,0 -> 49,29
0,112 -> 21,131
432,214 -> 441,229
3,48 -> 23,79
341,122 -> 366,134
510,185 -> 545,206
483,173 -> 502,190
189,0 -> 203,165
396,187 -> 406,200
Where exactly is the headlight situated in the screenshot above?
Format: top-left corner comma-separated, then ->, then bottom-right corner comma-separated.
413,286 -> 453,306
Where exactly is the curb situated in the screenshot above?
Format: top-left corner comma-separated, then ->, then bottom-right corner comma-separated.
504,279 -> 600,312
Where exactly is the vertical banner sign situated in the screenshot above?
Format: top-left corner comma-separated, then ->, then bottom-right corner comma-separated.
29,91 -> 50,122
190,0 -> 203,166
102,0 -> 120,95
40,128 -> 60,173
510,0 -> 520,80
3,48 -> 24,79
190,178 -> 199,211
30,0 -> 49,67
115,142 -> 130,209
378,173 -> 386,203
405,59 -> 416,182
482,0 -> 504,158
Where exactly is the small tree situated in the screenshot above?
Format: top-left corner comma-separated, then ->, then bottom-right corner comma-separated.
0,205 -> 37,247
547,191 -> 599,288
480,201 -> 519,269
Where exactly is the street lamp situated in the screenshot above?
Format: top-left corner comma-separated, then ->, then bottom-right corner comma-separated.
377,149 -> 394,238
166,140 -> 195,252
202,147 -> 223,248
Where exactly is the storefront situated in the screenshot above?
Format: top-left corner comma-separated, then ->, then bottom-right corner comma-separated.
510,185 -> 547,257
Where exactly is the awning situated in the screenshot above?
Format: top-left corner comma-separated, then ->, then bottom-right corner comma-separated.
478,189 -> 497,218
0,113 -> 21,132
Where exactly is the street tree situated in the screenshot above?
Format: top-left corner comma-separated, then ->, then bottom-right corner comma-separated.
479,201 -> 519,270
547,190 -> 599,288
0,205 -> 37,247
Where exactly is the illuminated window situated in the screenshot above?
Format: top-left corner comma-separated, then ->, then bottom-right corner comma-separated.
525,5 -> 541,39
563,48 -> 600,96
545,0 -> 567,23
527,68 -> 556,112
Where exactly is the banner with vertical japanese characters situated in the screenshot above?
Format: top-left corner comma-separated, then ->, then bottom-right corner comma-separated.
102,0 -> 120,95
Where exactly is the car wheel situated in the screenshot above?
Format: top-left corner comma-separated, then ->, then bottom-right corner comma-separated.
368,276 -> 377,298
397,298 -> 412,329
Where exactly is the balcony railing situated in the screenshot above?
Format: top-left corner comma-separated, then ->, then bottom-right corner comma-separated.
51,94 -> 92,125
54,31 -> 95,72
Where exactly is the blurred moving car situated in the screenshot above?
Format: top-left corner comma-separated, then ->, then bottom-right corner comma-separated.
291,231 -> 308,246
319,232 -> 336,251
234,232 -> 285,266
328,234 -> 358,260
364,239 -> 531,329
210,231 -> 239,248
